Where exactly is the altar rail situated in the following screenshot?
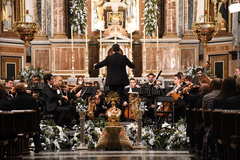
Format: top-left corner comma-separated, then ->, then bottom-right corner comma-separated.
186,108 -> 240,160
0,110 -> 40,158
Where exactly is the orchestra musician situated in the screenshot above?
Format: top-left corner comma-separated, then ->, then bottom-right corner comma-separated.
166,72 -> 186,121
141,73 -> 158,120
122,78 -> 141,121
41,74 -> 75,126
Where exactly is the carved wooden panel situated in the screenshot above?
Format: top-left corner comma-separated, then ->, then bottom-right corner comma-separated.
132,42 -> 142,77
181,48 -> 195,70
34,49 -> 50,70
54,47 -> 85,71
74,48 -> 85,70
145,47 -> 157,71
0,46 -> 24,53
88,41 -> 99,77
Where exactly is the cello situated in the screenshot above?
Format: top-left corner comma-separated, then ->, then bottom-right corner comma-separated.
124,92 -> 141,120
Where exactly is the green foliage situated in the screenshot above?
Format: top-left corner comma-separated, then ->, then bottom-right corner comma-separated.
144,0 -> 158,36
69,0 -> 87,34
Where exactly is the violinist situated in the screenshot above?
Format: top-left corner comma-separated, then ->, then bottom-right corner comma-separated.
166,72 -> 184,100
94,89 -> 107,117
166,72 -> 186,121
54,76 -> 70,106
41,74 -> 74,126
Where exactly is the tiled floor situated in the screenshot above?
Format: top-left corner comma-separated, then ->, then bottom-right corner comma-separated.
20,151 -> 197,160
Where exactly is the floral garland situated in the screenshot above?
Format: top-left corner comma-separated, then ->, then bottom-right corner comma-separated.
69,0 -> 87,34
144,0 -> 158,36
38,119 -> 189,151
20,66 -> 44,82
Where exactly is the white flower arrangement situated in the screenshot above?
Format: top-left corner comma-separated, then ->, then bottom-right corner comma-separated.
39,119 -> 189,151
71,120 -> 103,150
20,66 -> 44,82
40,120 -> 70,151
144,0 -> 158,36
69,0 -> 87,34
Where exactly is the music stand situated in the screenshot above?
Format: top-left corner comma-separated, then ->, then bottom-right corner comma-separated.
155,96 -> 175,124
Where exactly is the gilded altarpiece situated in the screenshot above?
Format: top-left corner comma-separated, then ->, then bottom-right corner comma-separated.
0,0 -> 25,36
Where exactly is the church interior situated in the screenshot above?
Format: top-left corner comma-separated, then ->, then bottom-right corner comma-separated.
0,0 -> 240,159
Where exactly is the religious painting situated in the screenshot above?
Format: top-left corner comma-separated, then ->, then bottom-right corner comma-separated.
106,11 -> 124,27
91,0 -> 139,32
2,0 -> 14,31
208,0 -> 232,32
181,49 -> 196,70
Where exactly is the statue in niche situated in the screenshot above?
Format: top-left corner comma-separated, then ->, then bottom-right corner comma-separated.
209,0 -> 229,31
2,0 -> 13,31
217,0 -> 228,31
96,0 -> 105,22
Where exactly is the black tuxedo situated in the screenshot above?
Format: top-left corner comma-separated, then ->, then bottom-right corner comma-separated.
0,99 -> 13,111
13,92 -> 37,110
41,84 -> 59,112
95,52 -> 135,86
40,84 -> 75,126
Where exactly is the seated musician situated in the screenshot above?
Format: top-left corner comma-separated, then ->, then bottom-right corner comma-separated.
122,78 -> 140,121
167,72 -> 186,121
40,74 -> 75,126
13,83 -> 37,110
141,73 -> 157,120
0,84 -> 13,111
124,78 -> 140,94
95,89 -> 107,117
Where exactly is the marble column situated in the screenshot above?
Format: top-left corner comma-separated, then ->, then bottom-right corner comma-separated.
164,0 -> 177,37
53,0 -> 67,38
177,0 -> 184,38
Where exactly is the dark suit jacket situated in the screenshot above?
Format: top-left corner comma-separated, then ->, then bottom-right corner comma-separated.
0,99 -> 13,111
13,92 -> 37,110
40,84 -> 61,112
95,53 -> 135,86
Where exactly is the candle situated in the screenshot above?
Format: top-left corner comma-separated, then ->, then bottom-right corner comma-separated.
156,25 -> 159,51
71,26 -> 74,53
143,25 -> 146,52
71,25 -> 74,75
85,25 -> 88,53
130,32 -> 133,54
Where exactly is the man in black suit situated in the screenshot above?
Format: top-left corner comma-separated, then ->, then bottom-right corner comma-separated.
40,74 -> 74,126
94,44 -> 135,97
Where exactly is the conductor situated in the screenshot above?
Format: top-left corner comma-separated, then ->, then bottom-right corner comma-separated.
94,44 -> 135,96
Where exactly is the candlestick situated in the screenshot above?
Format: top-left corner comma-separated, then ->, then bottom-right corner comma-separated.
71,26 -> 74,53
85,25 -> 88,53
71,25 -> 75,76
143,25 -> 146,52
